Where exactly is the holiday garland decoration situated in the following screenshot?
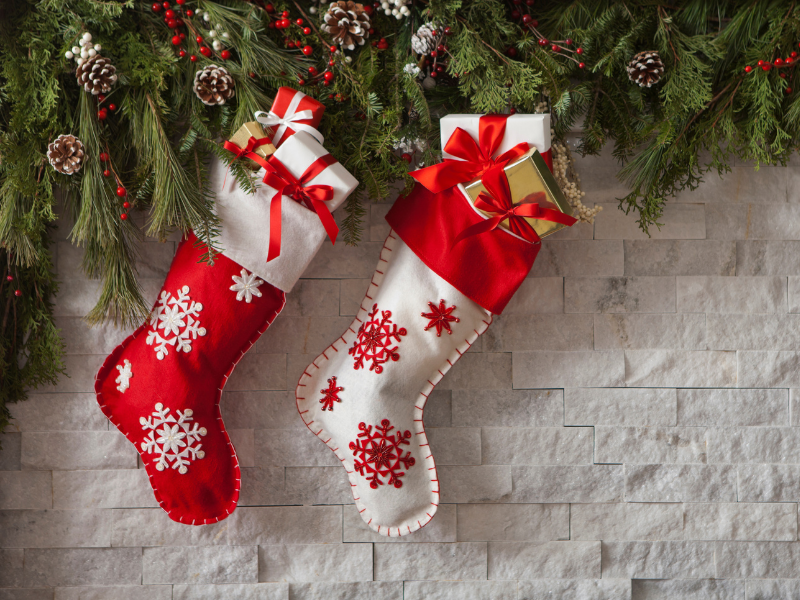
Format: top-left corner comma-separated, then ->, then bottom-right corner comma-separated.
3,0 -> 800,439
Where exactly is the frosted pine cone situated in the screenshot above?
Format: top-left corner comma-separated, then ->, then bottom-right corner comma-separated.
411,22 -> 437,55
47,134 -> 85,175
75,55 -> 118,95
626,51 -> 665,88
193,65 -> 235,106
324,1 -> 370,51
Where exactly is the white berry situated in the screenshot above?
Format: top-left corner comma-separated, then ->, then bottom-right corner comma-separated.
88,49 -> 97,57
222,32 -> 229,39
76,57 -> 84,66
80,49 -> 89,59
82,32 -> 92,42
208,29 -> 216,37
65,51 -> 73,59
345,56 -> 352,63
71,46 -> 80,54
94,44 -> 101,52
309,6 -> 317,13
212,40 -> 222,50
203,13 -> 210,21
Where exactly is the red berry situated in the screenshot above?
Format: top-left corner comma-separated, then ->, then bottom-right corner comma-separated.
436,65 -> 444,72
179,49 -> 187,57
522,14 -> 532,24
762,64 -> 771,71
551,44 -> 559,52
123,201 -> 130,209
565,38 -> 573,45
363,4 -> 373,14
266,3 -> 275,12
98,94 -> 106,102
328,58 -> 335,66
14,290 -> 21,297
287,41 -> 295,48
162,2 -> 169,8
99,152 -> 109,162
430,71 -> 438,78
200,46 -> 212,57
578,62 -> 585,69
323,80 -> 330,86
744,65 -> 752,73
176,0 -> 184,4
296,18 -> 303,25
268,22 -> 275,28
196,36 -> 203,43
303,27 -> 311,35
185,9 -> 193,16
511,10 -> 520,19
308,66 -> 318,75
757,60 -> 764,66
302,45 -> 313,56
103,170 -> 110,177
5,275 -> 12,282
430,50 -> 438,58
172,35 -> 181,45
776,58 -> 785,66
437,44 -> 445,52
323,71 -> 334,82
781,72 -> 787,79
116,186 -> 127,197
249,72 -> 256,77
507,47 -> 517,57
120,213 -> 128,220
152,2 -> 161,11
401,153 -> 412,163
330,45 -> 337,52
190,54 -> 197,62
525,0 -> 534,4
576,47 -> 583,55
179,32 -> 185,40
444,26 -> 452,35
297,78 -> 306,85
792,52 -> 798,58
164,9 -> 175,19
220,50 -> 231,60
509,107 -> 517,115
166,18 -> 177,28
98,109 -> 108,120
176,17 -> 184,26
787,87 -> 793,94
328,93 -> 335,98
282,10 -> 289,17
538,38 -> 548,46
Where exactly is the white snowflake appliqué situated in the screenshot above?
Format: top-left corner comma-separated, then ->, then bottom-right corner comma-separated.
115,359 -> 133,393
139,402 -> 207,474
145,285 -> 207,360
230,269 -> 264,303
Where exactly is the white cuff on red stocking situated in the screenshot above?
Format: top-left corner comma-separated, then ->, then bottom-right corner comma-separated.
295,182 -> 540,536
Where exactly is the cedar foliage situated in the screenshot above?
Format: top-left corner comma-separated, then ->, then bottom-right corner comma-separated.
1,0 -> 799,435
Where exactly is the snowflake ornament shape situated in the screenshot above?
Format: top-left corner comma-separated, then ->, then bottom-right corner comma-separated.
230,269 -> 264,303
421,299 -> 459,337
139,402 -> 207,474
349,419 -> 415,489
349,303 -> 407,374
319,376 -> 344,411
146,285 -> 207,360
115,359 -> 133,393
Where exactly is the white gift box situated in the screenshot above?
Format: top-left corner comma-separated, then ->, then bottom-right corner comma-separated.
213,131 -> 358,293
439,113 -> 551,160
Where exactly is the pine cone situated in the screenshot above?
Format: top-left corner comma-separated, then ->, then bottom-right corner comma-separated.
47,134 -> 85,175
411,22 -> 437,56
76,55 -> 118,95
323,1 -> 370,51
626,50 -> 664,88
193,65 -> 235,106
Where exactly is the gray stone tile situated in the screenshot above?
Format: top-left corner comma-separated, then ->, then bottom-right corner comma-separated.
289,582 -> 401,600
229,429 -> 254,468
0,433 -> 21,470
21,431 -> 137,471
707,427 -> 800,463
624,241 -> 736,276
54,586 -> 172,600
426,428 -> 481,465
452,389 -> 562,427
624,464 -> 737,502
711,204 -> 800,240
624,350 -> 737,387
513,351 -> 625,388
55,318 -> 131,355
0,549 -> 23,586
483,314 -> 593,352
549,221 -> 595,240
601,541 -> 715,579
403,581 -> 516,600
530,241 -> 624,277
226,353 -> 287,391
565,277 -> 676,314
53,469 -> 157,509
571,503 -> 684,541
40,355 -> 106,393
284,467 -> 354,505
304,241 -> 383,279
631,579 -> 743,600
595,427 -> 707,464
281,280 -> 339,317
790,277 -> 800,313
338,279 -> 371,316
143,546 -> 257,584
502,277 -> 564,314
594,202 -> 705,240
135,242 -> 176,279
595,314 -> 706,350
374,542 -> 486,581
738,351 -> 800,387
111,509 -> 228,547
237,467 -> 287,507
0,510 -> 112,548
24,548 -> 142,587
519,579 -> 631,600
0,472 -> 51,510
423,390 -> 452,428
255,429 -> 339,468
509,466 -> 624,503
677,389 -> 789,426
747,580 -> 800,600
259,544 -> 372,582
437,466 -> 512,504
708,314 -> 800,350
674,163 -> 788,204
438,353 -> 512,390
738,464 -> 800,502
488,541 -> 601,579
677,276 -> 787,313
0,590 -> 54,600
738,241 -> 800,275
716,541 -> 800,578
456,504 -> 569,542
220,391 -> 302,431
227,507 -> 342,546
684,503 -> 796,541
565,388 -> 677,426
257,317 -> 351,355
9,394 -> 108,431
481,427 -> 592,465
343,503 -> 456,543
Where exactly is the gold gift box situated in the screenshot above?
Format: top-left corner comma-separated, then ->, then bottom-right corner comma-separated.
463,149 -> 574,238
228,121 -> 276,168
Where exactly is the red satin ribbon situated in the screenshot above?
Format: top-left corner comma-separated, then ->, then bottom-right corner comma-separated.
222,136 -> 273,185
261,153 -> 339,262
410,115 -> 530,193
454,166 -> 577,246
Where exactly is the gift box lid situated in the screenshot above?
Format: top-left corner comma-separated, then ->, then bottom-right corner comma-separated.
462,148 -> 573,239
440,113 -> 551,160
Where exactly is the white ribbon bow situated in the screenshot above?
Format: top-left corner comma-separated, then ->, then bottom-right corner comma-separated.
255,93 -> 324,147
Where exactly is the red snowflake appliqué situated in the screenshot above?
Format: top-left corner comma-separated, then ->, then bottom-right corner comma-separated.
349,303 -> 407,374
319,376 -> 344,411
349,419 -> 415,489
421,299 -> 459,336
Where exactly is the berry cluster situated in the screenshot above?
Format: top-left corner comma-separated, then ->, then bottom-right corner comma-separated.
506,0 -> 585,69
153,0 -> 232,62
64,32 -> 102,67
744,47 -> 799,95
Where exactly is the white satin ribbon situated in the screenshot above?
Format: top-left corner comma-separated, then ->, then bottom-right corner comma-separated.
255,91 -> 324,146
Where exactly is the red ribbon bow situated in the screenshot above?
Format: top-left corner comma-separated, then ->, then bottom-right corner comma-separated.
222,135 -> 273,186
410,115 -> 530,193
454,166 -> 577,247
261,154 -> 339,262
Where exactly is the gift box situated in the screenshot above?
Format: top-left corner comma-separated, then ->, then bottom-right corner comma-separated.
255,86 -> 325,147
440,113 -> 551,168
461,148 -> 573,239
213,131 -> 358,293
226,121 -> 276,168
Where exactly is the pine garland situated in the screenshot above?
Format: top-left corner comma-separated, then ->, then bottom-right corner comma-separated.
2,0 -> 800,437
